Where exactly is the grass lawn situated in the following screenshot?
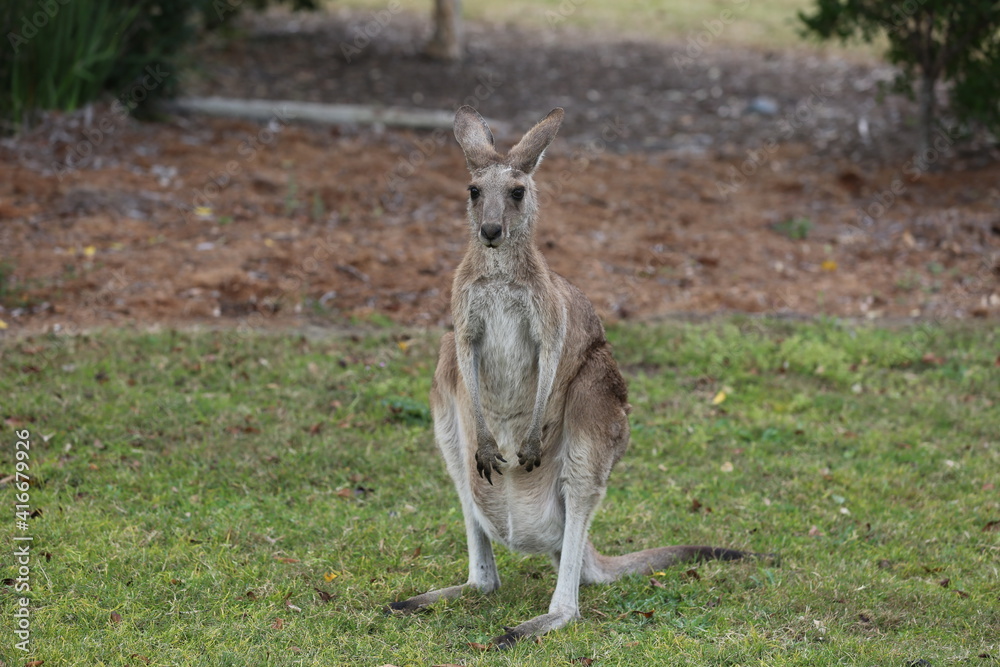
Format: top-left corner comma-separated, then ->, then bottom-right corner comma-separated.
1,320 -> 998,665
332,0 -> 867,54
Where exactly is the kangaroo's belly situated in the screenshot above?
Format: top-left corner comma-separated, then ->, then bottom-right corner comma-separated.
472,462 -> 566,554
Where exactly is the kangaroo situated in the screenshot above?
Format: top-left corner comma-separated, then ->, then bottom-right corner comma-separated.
387,106 -> 753,648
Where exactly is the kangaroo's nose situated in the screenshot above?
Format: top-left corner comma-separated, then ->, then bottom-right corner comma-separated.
480,223 -> 502,242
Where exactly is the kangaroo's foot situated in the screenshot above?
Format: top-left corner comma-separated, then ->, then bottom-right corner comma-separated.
384,584 -> 467,615
490,610 -> 576,650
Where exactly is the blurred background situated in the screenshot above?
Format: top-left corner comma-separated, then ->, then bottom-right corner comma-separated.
1,0 -> 998,332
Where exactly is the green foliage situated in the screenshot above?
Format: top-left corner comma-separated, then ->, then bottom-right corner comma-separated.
771,217 -> 812,240
0,0 -> 316,131
1,1 -> 139,128
1,321 -> 997,664
799,0 -> 1000,147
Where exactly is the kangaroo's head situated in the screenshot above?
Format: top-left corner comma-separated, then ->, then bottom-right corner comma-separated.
453,106 -> 564,249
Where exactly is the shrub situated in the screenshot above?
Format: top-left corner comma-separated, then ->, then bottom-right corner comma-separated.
0,0 -> 317,132
799,0 -> 1000,154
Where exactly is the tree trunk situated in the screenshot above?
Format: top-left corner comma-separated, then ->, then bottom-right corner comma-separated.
424,0 -> 462,61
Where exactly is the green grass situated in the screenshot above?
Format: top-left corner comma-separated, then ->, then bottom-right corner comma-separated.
1,320 -> 998,665
330,0 -> 868,53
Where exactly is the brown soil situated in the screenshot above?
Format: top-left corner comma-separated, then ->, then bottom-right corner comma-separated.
1,9 -> 998,335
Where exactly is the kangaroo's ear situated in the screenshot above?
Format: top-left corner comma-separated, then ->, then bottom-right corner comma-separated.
507,108 -> 564,175
454,105 -> 499,171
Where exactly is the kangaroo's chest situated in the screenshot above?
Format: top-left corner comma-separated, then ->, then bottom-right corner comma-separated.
476,288 -> 539,419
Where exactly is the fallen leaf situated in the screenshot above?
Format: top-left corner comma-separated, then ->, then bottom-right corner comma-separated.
0,319 -> 7,330
25,661 -> 45,667
808,525 -> 824,537
308,422 -> 323,435
432,664 -> 466,667
335,488 -> 354,499
110,611 -> 123,624
83,245 -> 97,258
274,557 -> 299,564
955,589 -> 969,598
285,599 -> 302,613
821,259 -> 838,271
983,520 -> 1000,532
246,590 -> 258,600
938,578 -> 950,588
323,571 -> 339,582
573,658 -> 595,666
685,568 -> 701,581
271,618 -> 284,629
289,647 -> 302,654
130,655 -> 151,664
468,642 -> 491,651
649,577 -> 666,588
720,461 -> 734,473
314,587 -> 334,602
632,609 -> 655,619
696,255 -> 720,267
689,498 -> 702,513
711,390 -> 727,405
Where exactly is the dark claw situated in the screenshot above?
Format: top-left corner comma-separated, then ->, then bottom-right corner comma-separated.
517,452 -> 541,472
476,453 -> 505,485
385,599 -> 424,615
492,627 -> 527,650
477,462 -> 491,485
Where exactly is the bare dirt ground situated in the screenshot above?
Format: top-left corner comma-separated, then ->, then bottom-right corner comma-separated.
1,8 -> 998,336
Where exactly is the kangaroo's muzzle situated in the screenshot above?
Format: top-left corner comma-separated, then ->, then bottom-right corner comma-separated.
479,222 -> 503,246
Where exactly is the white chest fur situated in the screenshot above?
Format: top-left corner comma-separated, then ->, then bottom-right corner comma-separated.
472,283 -> 539,461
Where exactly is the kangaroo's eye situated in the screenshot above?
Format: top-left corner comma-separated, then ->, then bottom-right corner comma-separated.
468,186 -> 480,201
511,187 -> 525,201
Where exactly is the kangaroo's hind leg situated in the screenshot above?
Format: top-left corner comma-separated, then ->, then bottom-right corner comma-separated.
387,334 -> 500,614
492,345 -> 630,648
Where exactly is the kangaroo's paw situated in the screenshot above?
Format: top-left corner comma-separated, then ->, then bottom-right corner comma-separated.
475,436 -> 506,485
516,436 -> 542,472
